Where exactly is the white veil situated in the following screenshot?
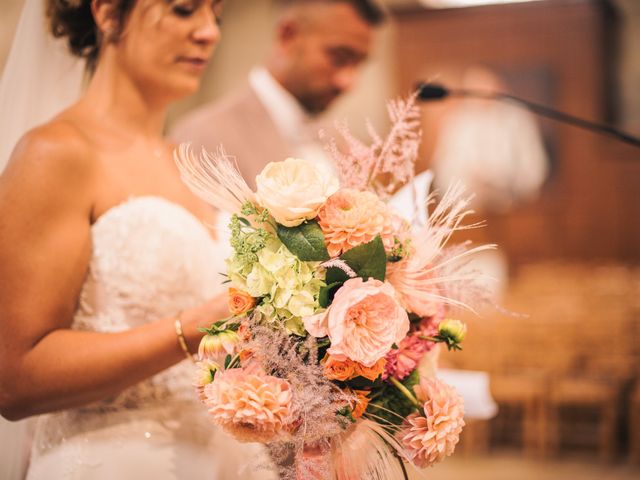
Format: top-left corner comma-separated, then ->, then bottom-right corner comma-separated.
0,1 -> 85,479
0,0 -> 85,170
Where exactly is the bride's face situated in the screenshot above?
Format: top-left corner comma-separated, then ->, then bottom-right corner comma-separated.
114,0 -> 222,100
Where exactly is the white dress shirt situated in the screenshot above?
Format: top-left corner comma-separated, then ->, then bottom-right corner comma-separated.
248,67 -> 337,175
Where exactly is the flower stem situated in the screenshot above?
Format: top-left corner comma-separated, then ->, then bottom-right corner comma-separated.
389,377 -> 419,408
226,352 -> 241,369
394,451 -> 409,480
418,335 -> 439,343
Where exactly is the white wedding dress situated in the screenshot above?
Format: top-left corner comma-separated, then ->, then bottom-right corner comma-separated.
25,196 -> 275,480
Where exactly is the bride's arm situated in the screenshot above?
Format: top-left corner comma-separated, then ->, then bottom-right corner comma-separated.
0,125 -> 223,421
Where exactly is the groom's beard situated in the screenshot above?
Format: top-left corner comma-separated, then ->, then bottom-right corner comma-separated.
298,89 -> 343,116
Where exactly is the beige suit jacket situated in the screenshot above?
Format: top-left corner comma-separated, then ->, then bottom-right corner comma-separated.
169,85 -> 292,190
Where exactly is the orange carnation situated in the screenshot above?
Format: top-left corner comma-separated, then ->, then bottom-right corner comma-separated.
354,357 -> 386,381
322,355 -> 357,381
228,288 -> 255,315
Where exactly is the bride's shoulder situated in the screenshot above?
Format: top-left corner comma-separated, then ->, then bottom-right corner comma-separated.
1,117 -> 99,216
13,117 -> 92,162
5,117 -> 98,186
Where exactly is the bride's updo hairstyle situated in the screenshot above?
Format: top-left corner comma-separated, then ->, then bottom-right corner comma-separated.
46,0 -> 135,70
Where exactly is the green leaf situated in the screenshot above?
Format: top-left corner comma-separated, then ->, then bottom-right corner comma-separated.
402,368 -> 421,392
317,337 -> 331,362
340,235 -> 386,281
345,375 -> 384,390
318,281 -> 342,308
367,370 -> 421,425
322,236 -> 388,298
325,267 -> 349,286
336,406 -> 356,424
276,221 -> 330,262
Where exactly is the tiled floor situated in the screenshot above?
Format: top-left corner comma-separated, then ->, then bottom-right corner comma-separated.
408,452 -> 640,480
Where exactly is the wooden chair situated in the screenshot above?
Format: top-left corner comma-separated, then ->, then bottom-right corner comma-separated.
630,382 -> 640,465
490,374 -> 548,458
457,418 -> 491,456
545,377 -> 626,462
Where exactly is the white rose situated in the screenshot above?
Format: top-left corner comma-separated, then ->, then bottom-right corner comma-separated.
256,158 -> 339,227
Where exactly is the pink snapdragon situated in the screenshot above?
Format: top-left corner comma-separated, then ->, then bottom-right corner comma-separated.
384,334 -> 432,380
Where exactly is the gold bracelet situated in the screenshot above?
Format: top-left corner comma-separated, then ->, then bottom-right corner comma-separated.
174,313 -> 196,364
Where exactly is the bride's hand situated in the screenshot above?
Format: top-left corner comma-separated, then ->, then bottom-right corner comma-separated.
180,292 -> 231,353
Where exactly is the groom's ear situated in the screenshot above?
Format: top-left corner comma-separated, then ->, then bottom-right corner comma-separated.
91,0 -> 120,40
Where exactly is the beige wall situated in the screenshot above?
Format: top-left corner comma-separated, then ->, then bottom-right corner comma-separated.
0,0 -> 24,71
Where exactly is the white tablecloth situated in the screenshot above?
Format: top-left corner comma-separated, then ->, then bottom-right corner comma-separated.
437,368 -> 498,419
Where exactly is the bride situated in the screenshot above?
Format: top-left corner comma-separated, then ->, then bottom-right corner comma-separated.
0,0 -> 274,478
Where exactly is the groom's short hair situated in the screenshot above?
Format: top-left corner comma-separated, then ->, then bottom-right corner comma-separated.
276,0 -> 386,26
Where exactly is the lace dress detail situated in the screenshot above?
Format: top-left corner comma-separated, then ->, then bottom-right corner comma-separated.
27,197 -> 272,479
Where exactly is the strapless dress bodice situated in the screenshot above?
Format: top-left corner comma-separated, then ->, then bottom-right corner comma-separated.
26,197 -> 271,479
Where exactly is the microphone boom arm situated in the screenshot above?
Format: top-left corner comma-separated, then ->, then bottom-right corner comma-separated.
417,83 -> 640,149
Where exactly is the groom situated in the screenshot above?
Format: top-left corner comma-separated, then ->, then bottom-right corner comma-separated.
170,0 -> 385,189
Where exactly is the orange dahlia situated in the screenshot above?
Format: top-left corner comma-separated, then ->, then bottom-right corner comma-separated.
399,378 -> 465,468
317,188 -> 396,257
203,364 -> 293,442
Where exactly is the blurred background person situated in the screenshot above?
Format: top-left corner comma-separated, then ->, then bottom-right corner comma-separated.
170,0 -> 386,187
431,65 -> 550,301
432,65 -> 549,215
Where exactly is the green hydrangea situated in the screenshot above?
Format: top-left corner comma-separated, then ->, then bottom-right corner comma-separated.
228,214 -> 271,266
227,237 -> 325,335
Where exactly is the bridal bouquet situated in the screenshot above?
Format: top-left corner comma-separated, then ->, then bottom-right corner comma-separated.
176,94 -> 493,479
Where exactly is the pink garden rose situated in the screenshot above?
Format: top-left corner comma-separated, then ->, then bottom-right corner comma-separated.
304,278 -> 409,367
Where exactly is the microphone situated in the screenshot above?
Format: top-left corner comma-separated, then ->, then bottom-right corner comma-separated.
416,82 -> 640,149
417,83 -> 450,101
